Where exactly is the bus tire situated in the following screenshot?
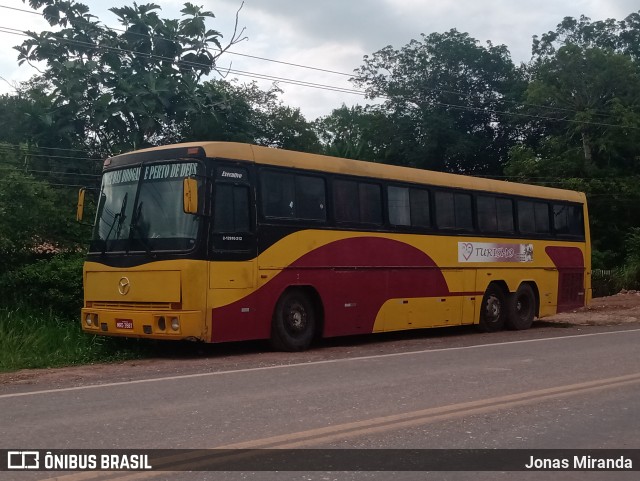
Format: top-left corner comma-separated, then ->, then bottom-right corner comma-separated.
270,289 -> 316,351
478,284 -> 507,332
506,283 -> 536,330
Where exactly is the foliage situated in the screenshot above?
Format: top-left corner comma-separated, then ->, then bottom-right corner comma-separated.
172,80 -> 268,144
0,253 -> 85,317
0,306 -> 149,371
616,228 -> 640,290
174,80 -> 322,152
256,104 -> 321,152
0,4 -> 639,366
532,12 -> 640,61
16,0 -> 247,155
352,29 -> 526,174
523,46 -> 640,173
0,159 -> 88,257
505,12 -> 640,267
315,105 -> 391,161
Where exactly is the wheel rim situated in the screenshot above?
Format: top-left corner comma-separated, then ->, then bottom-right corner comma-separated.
485,295 -> 501,325
284,300 -> 308,337
515,293 -> 532,321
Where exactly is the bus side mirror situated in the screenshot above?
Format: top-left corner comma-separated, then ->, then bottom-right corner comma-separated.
183,178 -> 198,214
76,188 -> 86,222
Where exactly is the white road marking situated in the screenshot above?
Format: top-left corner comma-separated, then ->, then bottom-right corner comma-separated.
2,328 -> 639,400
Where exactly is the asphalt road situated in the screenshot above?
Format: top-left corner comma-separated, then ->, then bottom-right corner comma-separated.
2,325 -> 640,481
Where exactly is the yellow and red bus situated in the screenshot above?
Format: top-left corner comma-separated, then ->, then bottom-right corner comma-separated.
78,142 -> 590,350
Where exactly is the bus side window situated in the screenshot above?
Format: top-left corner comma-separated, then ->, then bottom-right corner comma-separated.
410,188 -> 431,227
496,198 -> 514,233
359,183 -> 382,225
553,204 -> 569,234
389,186 -> 431,228
296,175 -> 326,221
554,203 -> 585,237
435,191 -> 472,230
262,171 -> 326,221
568,205 -> 585,237
388,186 -> 411,226
214,184 -> 250,233
518,200 -> 550,235
477,195 -> 498,232
534,202 -> 550,233
334,180 -> 382,225
334,179 -> 360,223
262,171 -> 295,218
478,195 -> 514,234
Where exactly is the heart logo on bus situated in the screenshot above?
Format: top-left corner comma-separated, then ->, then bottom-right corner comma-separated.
461,243 -> 473,260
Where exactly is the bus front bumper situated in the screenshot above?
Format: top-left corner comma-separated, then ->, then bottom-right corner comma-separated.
80,308 -> 206,341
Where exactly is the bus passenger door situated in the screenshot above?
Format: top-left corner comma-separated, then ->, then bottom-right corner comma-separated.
208,166 -> 259,342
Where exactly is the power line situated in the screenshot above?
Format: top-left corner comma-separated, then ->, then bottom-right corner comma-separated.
3,23 -> 634,130
0,4 -> 622,120
0,4 -> 39,15
224,68 -> 365,96
0,144 -> 100,162
0,166 -> 100,177
0,8 -> 602,119
0,178 -> 86,188
0,24 -> 369,96
0,3 -> 353,78
0,9 -> 638,142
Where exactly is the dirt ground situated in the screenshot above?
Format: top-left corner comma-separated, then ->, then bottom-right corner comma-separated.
547,290 -> 640,326
2,292 -> 640,389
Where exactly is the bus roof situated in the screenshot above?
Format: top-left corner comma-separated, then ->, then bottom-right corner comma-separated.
113,141 -> 586,203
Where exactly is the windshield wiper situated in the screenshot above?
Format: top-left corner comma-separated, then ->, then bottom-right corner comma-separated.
101,192 -> 128,254
128,201 -> 156,258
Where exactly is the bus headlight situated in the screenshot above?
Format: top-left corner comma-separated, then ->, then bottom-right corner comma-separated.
157,316 -> 166,331
85,313 -> 93,326
170,317 -> 180,331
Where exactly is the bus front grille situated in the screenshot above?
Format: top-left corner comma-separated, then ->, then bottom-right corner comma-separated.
90,301 -> 173,310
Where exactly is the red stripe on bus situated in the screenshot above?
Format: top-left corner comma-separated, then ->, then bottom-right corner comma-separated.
211,237 -> 451,342
545,246 -> 586,312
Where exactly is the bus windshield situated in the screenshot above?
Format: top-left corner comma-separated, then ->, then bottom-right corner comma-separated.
90,161 -> 202,253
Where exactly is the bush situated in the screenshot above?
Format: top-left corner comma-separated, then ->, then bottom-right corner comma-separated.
0,252 -> 85,317
0,306 -> 147,371
615,228 -> 640,291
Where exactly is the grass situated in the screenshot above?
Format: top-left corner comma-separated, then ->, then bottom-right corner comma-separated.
0,306 -> 152,372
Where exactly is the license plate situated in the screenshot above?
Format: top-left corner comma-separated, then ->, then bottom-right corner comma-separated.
116,319 -> 133,329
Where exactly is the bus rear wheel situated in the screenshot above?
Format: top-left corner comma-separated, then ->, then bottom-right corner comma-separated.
271,289 -> 316,351
478,284 -> 507,332
506,283 -> 536,330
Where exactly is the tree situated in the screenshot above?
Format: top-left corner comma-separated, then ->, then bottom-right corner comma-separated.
16,0 -> 247,155
0,156 -> 86,258
532,11 -> 640,61
165,80 -> 267,145
352,29 -> 526,174
506,13 -> 640,267
255,104 -> 321,153
521,45 -> 640,174
315,105 -> 394,161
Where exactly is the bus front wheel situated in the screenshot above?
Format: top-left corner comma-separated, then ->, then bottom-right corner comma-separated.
478,284 -> 507,332
271,289 -> 316,351
506,283 -> 536,330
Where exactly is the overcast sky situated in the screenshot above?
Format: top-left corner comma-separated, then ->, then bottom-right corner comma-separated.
0,0 -> 638,119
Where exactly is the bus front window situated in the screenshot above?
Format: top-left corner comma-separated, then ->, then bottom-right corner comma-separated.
91,161 -> 202,253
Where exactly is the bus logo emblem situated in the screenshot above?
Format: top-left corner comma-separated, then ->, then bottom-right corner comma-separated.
118,277 -> 131,295
461,243 -> 473,260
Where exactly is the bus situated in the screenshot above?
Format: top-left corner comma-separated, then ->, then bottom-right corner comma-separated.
77,142 -> 591,351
